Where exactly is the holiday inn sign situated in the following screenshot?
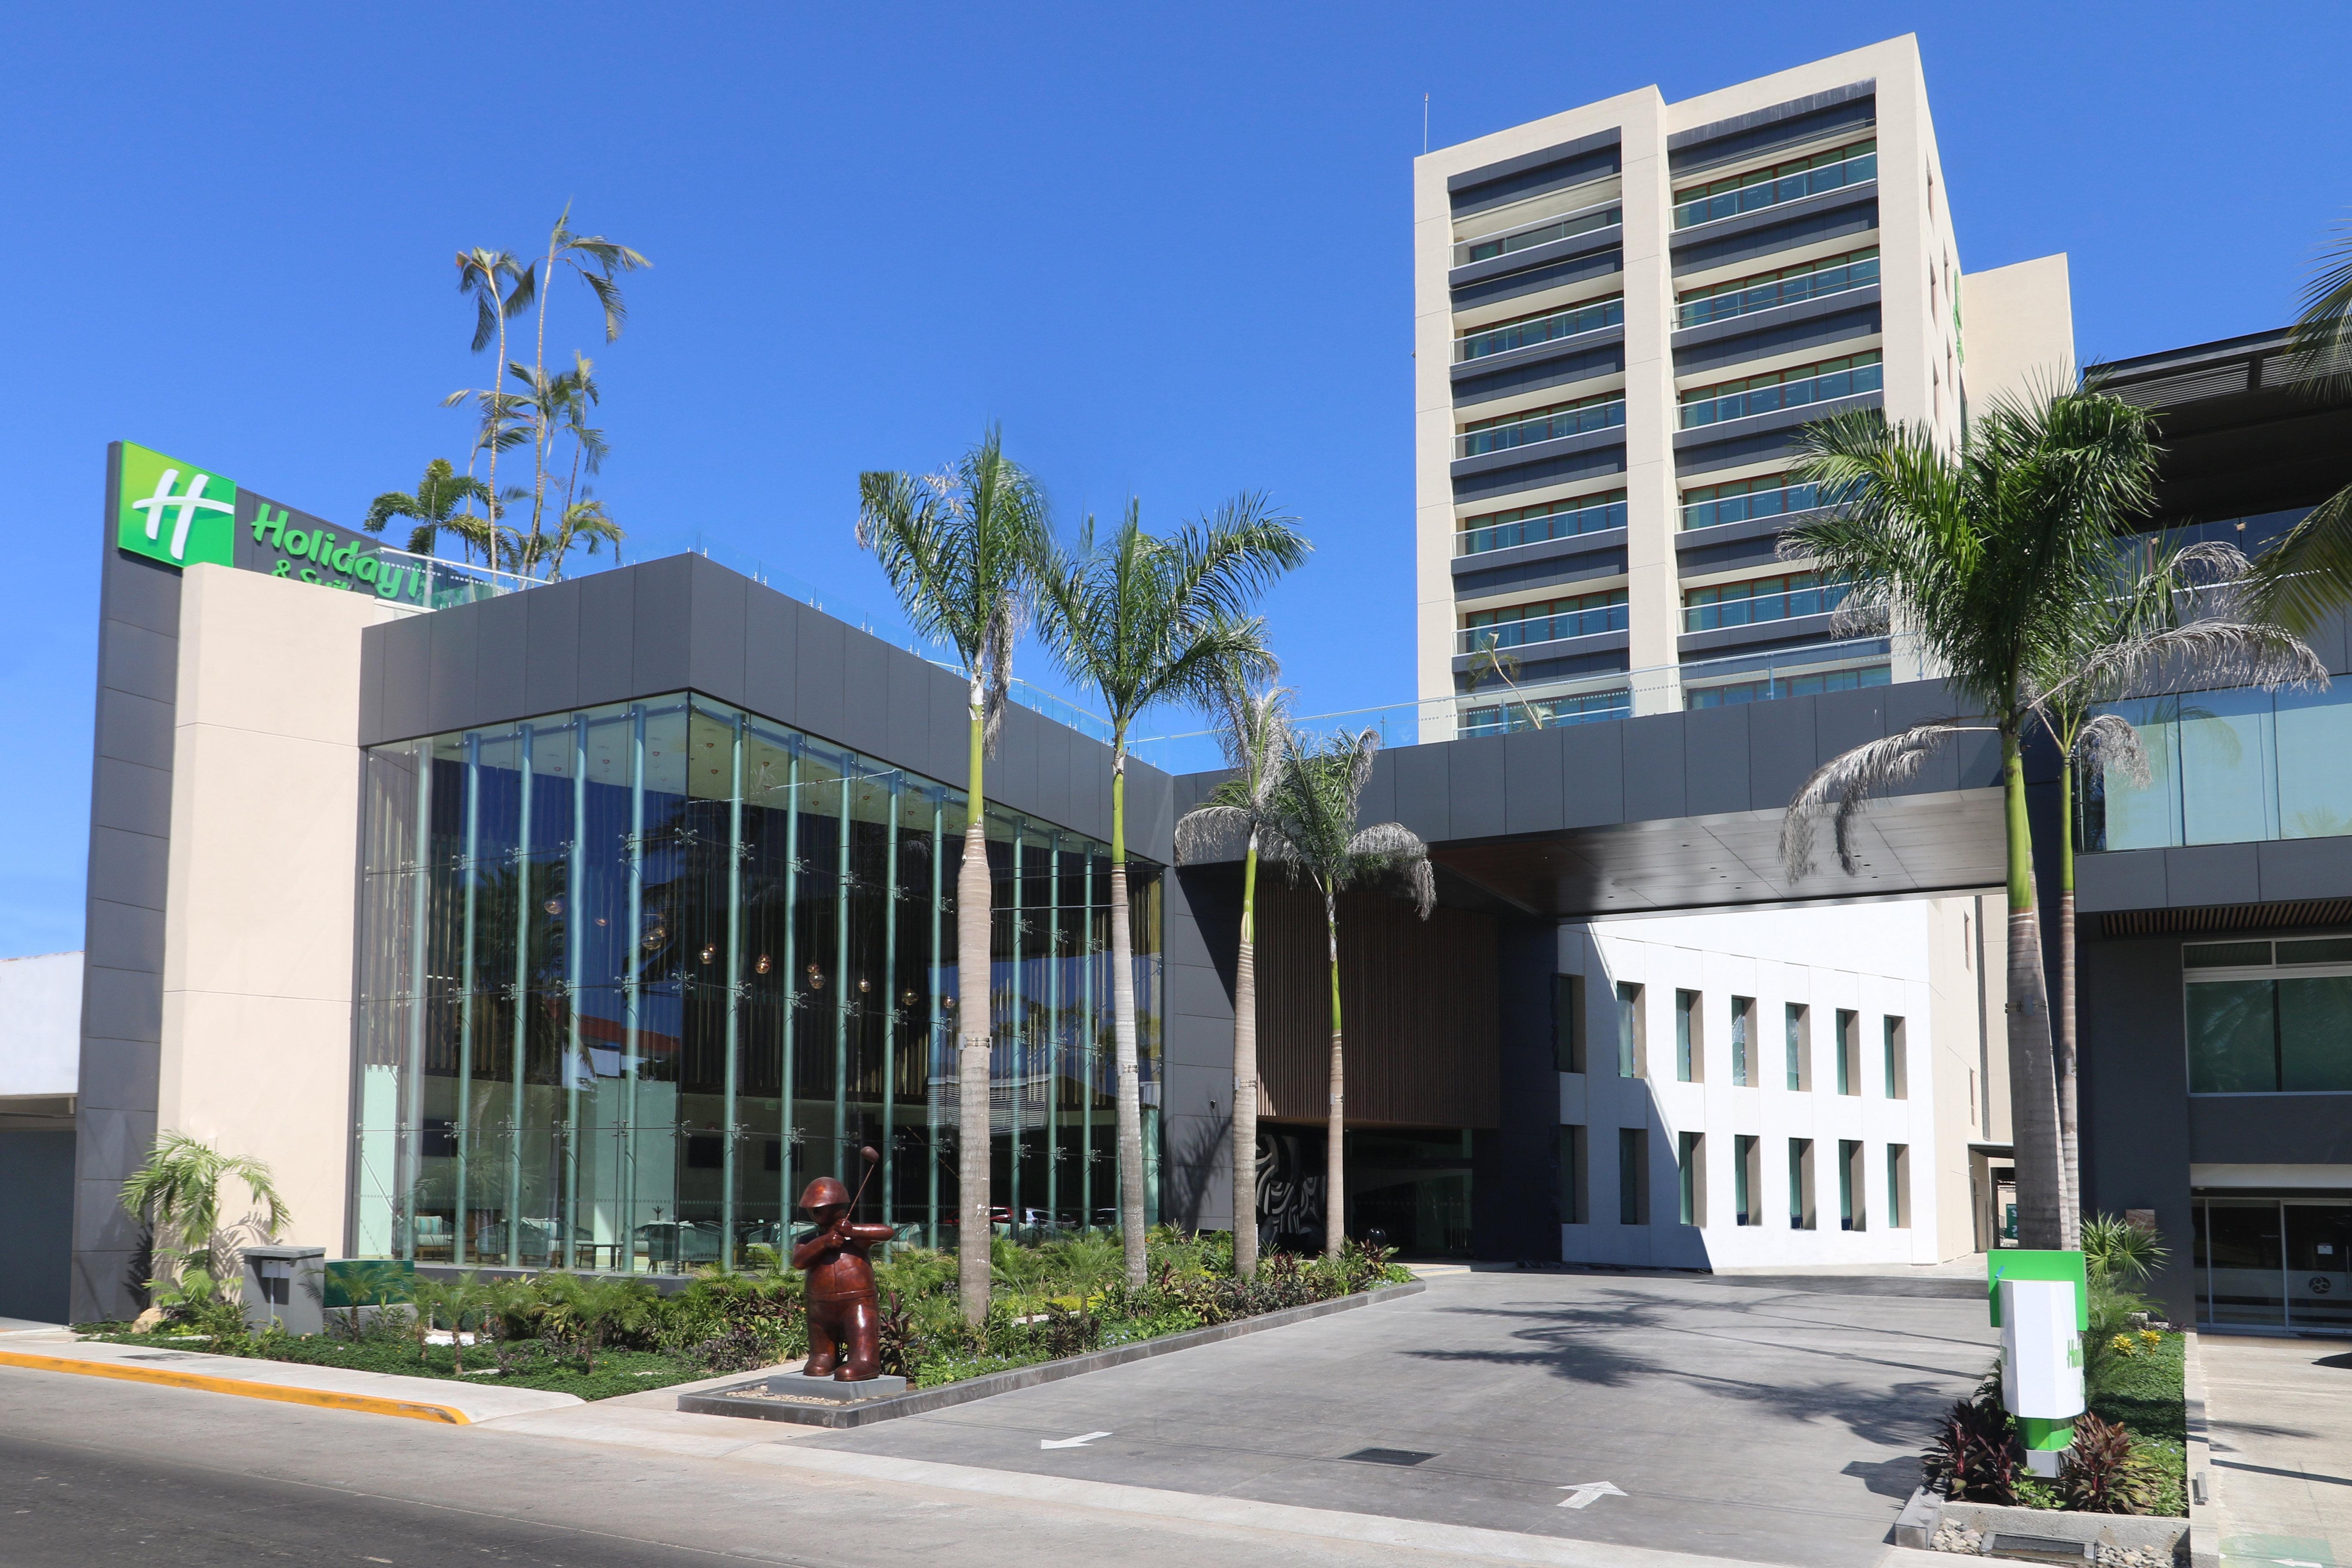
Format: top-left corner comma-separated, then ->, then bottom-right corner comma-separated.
112,440 -> 442,604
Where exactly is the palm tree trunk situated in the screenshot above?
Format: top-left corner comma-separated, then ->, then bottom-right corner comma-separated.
532,231 -> 555,559
1111,749 -> 1148,1288
2000,732 -> 2066,1250
1323,892 -> 1344,1259
956,695 -> 995,1323
1231,833 -> 1261,1278
2057,760 -> 2082,1250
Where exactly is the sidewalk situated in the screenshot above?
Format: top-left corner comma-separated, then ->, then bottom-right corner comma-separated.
0,1336 -> 585,1424
2200,1332 -> 2352,1568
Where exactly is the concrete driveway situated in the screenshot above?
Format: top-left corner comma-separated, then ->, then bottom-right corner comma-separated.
2202,1332 -> 2352,1568
805,1267 -> 1997,1568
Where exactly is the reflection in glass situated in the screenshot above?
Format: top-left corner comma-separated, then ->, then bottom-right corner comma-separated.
355,693 -> 1160,1273
2197,1200 -> 2286,1326
2279,977 -> 2352,1092
2187,980 -> 2276,1093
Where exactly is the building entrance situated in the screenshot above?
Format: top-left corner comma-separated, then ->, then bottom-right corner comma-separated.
2194,1197 -> 2352,1332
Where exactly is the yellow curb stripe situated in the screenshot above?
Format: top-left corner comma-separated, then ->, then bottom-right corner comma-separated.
0,1349 -> 471,1424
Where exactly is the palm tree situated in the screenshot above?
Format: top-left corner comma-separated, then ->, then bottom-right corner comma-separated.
1464,630 -> 1538,732
1775,390 -> 2163,1251
2249,224 -> 2352,628
856,427 -> 1047,1322
1259,728 -> 1434,1256
1174,682 -> 1292,1278
120,1132 -> 291,1309
446,248 -> 534,560
524,206 -> 647,559
2032,542 -> 2322,1222
1033,496 -> 1307,1286
365,458 -> 496,563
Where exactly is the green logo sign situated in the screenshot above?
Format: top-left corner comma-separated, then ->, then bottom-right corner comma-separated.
118,443 -> 237,569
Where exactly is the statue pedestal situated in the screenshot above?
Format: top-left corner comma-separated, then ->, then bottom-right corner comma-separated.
756,1372 -> 909,1405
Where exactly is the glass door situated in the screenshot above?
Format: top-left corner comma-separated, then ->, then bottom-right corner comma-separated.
2285,1204 -> 2352,1330
2197,1199 -> 2286,1326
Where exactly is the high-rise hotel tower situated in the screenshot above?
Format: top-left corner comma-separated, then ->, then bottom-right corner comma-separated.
1413,37 -> 2073,735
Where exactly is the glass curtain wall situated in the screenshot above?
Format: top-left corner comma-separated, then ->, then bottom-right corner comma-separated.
353,692 -> 1161,1272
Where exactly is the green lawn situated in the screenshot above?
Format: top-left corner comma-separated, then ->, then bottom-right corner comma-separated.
2089,1330 -> 2187,1516
83,1330 -> 714,1402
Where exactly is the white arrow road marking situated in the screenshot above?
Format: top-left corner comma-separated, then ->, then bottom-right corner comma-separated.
1557,1482 -> 1626,1509
1039,1431 -> 1113,1449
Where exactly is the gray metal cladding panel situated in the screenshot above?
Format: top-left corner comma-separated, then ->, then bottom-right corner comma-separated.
1671,306 -> 1881,377
1124,761 -> 1176,863
1670,284 -> 1882,354
739,587 -> 801,732
1680,706 -> 1751,816
685,557 -> 750,709
368,615 -> 431,743
76,1035 -> 161,1116
1449,324 -> 1625,388
1447,226 -> 1623,292
884,650 -> 934,778
1389,740 -> 1452,843
356,643 -> 384,744
1560,719 -> 1625,827
91,759 -> 171,837
1165,958 -> 1236,1024
2189,1094 -> 2352,1165
989,705 -> 1042,818
1502,644 -> 1629,685
930,676 -> 969,792
830,632 -> 891,763
1446,734 -> 1510,839
1673,391 -> 1882,456
88,826 -> 169,912
425,607 -> 481,735
83,897 -> 165,977
1620,715 -> 1687,820
1356,750 -> 1398,836
1453,548 -> 1628,599
1454,345 -> 1626,410
1675,536 -> 1782,577
2255,836 -> 2352,902
2156,845 -> 2260,908
1810,683 -> 1892,773
104,553 -> 184,638
522,580 -> 584,716
1449,248 -> 1623,312
1745,695 -> 1818,808
471,594 -> 529,730
1668,86 -> 1874,170
1501,726 -> 1567,834
1670,200 -> 1877,277
1451,444 -> 1626,504
1026,716 -> 1073,830
628,557 -> 695,698
95,688 -> 172,770
573,568 -> 636,707
1453,525 -> 1629,580
1879,683 -> 1966,796
2075,848 -> 2169,913
100,622 -> 179,706
79,963 -> 163,1046
790,608 -> 848,747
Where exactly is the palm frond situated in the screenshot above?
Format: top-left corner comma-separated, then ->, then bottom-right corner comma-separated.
2251,486 -> 2352,633
2075,711 -> 2152,791
1781,720 -> 1984,879
2288,220 -> 2352,397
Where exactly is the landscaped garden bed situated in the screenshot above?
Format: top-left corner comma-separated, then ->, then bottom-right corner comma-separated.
78,1229 -> 1412,1404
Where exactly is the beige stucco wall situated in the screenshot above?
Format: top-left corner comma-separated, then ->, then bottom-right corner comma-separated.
1926,891 -> 2010,1259
157,565 -> 407,1254
1960,254 -> 2075,411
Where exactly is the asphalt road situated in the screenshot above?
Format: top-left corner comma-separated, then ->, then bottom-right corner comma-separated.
804,1268 -> 1997,1568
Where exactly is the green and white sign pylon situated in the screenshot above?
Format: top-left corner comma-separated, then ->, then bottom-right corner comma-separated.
1988,1249 -> 2089,1475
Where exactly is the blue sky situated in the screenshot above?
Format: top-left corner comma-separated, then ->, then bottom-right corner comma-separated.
3,2 -> 2348,956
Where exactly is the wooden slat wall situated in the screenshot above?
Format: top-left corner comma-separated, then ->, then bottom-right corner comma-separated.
1251,878 -> 1501,1130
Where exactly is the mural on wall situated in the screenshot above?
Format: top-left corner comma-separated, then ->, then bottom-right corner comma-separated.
1256,1127 -> 1324,1253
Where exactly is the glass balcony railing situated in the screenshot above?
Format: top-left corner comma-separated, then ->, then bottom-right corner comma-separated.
1458,597 -> 1629,652
1457,296 -> 1624,361
1682,576 -> 1850,632
2082,685 -> 2352,851
1456,492 -> 1627,556
1681,479 -> 1820,532
1684,661 -> 1890,709
1680,355 -> 1880,429
1677,253 -> 1880,328
369,545 -> 538,609
1458,397 -> 1626,457
1460,686 -> 1632,736
1672,143 -> 1876,230
1455,202 -> 1623,266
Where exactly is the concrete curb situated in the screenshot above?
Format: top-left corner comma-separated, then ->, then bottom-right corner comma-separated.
2183,1330 -> 2218,1568
1893,1486 -> 2188,1559
0,1348 -> 477,1425
680,1280 -> 1428,1428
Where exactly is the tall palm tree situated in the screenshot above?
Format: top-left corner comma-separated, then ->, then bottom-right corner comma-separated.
1776,390 -> 2162,1250
525,206 -> 647,558
446,249 -> 534,560
856,428 -> 1047,1322
2032,542 -> 2323,1222
1173,683 -> 1293,1278
1259,728 -> 1434,1256
2249,224 -> 2352,628
365,458 -> 496,563
1034,496 -> 1307,1286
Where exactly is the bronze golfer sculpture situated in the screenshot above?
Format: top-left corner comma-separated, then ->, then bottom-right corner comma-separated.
792,1145 -> 896,1381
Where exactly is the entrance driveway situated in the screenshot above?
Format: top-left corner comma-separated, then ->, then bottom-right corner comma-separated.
806,1267 -> 1997,1568
2203,1332 -> 2352,1568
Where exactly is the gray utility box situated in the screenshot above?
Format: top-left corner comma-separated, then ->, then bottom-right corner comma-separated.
240,1246 -> 325,1335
